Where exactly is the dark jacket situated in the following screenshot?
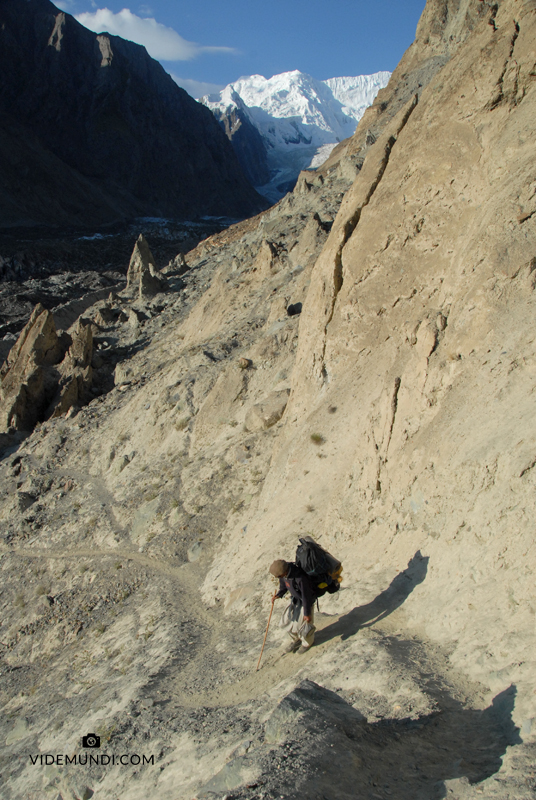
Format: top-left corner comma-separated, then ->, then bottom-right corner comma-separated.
276,562 -> 316,617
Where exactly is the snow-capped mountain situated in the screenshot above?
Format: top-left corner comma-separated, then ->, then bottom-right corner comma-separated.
202,70 -> 391,202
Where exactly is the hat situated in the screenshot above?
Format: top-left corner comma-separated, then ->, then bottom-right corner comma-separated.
269,559 -> 289,577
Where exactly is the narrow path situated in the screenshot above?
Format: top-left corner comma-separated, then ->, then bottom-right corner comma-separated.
5,539 -> 488,712
7,544 -> 188,580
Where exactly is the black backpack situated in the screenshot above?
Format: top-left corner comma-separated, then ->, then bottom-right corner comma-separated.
295,535 -> 343,597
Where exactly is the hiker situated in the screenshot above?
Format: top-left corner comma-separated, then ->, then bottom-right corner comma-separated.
269,559 -> 317,654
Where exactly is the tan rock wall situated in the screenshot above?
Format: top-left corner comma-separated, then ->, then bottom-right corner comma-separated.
201,0 -> 536,725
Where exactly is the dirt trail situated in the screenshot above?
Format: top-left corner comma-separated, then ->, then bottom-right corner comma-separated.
2,528 -> 529,800
163,606 -> 481,710
6,539 -> 488,713
1,437 -> 529,800
8,544 -> 189,579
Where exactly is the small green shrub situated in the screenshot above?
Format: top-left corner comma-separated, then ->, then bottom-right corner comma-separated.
310,433 -> 325,445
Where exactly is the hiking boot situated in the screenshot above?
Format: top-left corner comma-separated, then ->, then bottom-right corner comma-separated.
297,645 -> 312,654
283,640 -> 300,653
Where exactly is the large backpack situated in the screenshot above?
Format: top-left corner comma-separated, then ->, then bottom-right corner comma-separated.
295,535 -> 343,597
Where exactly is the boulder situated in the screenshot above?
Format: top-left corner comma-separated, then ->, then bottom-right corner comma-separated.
264,680 -> 365,744
126,235 -> 168,300
244,389 -> 290,431
0,304 -> 62,430
0,305 -> 94,431
92,305 -> 128,327
253,239 -> 279,276
2,303 -> 62,372
62,317 -> 93,371
49,318 -> 93,418
162,252 -> 189,276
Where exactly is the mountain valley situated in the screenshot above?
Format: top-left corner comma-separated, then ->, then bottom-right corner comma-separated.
203,70 -> 391,202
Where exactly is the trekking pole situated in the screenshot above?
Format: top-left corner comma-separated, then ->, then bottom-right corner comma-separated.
256,592 -> 277,672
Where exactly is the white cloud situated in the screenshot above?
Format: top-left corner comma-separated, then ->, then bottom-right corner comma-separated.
54,0 -> 74,9
171,75 -> 225,100
75,7 -> 236,61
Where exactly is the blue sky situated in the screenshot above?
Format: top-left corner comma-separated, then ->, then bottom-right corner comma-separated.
56,1 -> 427,97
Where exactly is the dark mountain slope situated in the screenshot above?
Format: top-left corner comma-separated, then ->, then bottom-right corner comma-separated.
0,0 -> 267,228
210,95 -> 271,189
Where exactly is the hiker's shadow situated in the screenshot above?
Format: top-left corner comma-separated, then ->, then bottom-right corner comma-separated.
316,550 -> 428,645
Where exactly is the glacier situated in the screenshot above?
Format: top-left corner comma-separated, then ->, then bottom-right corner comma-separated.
202,69 -> 391,202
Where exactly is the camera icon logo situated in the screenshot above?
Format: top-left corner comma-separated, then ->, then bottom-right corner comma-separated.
82,733 -> 101,749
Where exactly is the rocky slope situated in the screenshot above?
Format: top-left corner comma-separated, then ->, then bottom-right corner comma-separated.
203,70 -> 390,202
0,216 -> 232,355
0,0 -> 266,229
1,1 -> 536,798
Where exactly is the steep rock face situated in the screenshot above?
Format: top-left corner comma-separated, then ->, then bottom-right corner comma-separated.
0,0 -> 266,228
314,0 -> 497,181
198,0 -> 536,727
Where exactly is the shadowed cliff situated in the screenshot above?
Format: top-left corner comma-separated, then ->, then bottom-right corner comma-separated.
0,0 -> 267,228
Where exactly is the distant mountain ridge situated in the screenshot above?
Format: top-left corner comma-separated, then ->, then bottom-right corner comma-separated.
202,70 -> 391,201
0,0 -> 266,230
